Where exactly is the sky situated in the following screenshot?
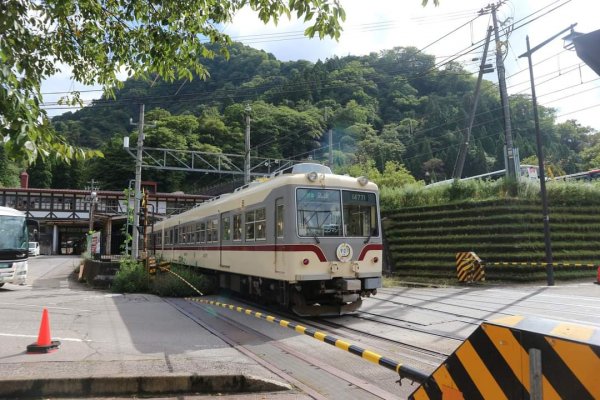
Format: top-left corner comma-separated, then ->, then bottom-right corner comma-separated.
41,0 -> 600,131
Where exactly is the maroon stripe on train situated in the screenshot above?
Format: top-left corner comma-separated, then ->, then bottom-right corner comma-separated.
168,244 -> 327,262
357,244 -> 383,261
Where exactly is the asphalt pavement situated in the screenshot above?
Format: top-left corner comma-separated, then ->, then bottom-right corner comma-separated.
0,256 -> 294,399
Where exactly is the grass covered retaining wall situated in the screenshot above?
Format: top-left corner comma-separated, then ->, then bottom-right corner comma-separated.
382,199 -> 600,282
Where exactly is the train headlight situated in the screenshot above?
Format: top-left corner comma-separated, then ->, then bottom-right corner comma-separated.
306,171 -> 319,182
357,176 -> 369,186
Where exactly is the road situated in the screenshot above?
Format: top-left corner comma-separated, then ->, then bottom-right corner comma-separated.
1,257 -> 598,399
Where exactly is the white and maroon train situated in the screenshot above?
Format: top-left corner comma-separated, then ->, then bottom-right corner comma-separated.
151,163 -> 382,315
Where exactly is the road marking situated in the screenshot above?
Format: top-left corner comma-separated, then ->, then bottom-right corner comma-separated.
0,303 -> 92,312
0,333 -> 92,342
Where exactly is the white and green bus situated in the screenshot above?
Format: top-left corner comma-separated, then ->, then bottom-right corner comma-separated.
0,206 -> 28,287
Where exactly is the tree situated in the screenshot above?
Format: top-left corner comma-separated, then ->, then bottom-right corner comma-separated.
344,159 -> 416,188
1,0 -> 346,164
422,157 -> 445,183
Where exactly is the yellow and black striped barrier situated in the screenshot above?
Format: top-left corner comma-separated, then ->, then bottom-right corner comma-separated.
456,252 -> 485,283
409,315 -> 600,399
186,297 -> 429,384
483,261 -> 597,268
456,251 -> 598,283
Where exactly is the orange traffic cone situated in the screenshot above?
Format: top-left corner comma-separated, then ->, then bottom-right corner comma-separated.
27,308 -> 60,354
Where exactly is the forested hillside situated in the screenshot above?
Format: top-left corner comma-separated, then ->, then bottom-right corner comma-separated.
11,43 -> 600,192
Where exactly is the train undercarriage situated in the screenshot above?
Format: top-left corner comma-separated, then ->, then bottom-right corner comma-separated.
216,271 -> 379,317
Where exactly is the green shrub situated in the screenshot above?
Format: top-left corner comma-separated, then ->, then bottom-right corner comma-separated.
446,180 -> 476,202
112,258 -> 149,293
380,178 -> 600,211
151,264 -> 217,297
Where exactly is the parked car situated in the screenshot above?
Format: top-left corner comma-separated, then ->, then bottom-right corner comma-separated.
28,242 -> 40,256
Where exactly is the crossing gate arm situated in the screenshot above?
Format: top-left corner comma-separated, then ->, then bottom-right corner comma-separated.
186,297 -> 429,384
409,315 -> 600,399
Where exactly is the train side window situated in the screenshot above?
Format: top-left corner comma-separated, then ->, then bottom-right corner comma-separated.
212,218 -> 219,243
190,224 -> 196,243
233,214 -> 242,241
245,210 -> 255,241
198,222 -> 206,243
222,215 -> 231,241
276,200 -> 284,238
207,218 -> 218,243
206,220 -> 213,243
255,208 -> 266,240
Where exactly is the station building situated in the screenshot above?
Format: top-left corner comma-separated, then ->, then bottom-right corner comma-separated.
0,176 -> 209,256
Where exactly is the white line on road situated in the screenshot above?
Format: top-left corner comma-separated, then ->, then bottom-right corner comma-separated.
0,303 -> 92,312
0,333 -> 93,342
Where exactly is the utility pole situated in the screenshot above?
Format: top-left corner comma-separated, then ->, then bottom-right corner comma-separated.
518,24 -> 576,286
454,26 -> 494,179
244,104 -> 251,184
129,104 -> 155,259
488,2 -> 517,179
325,108 -> 333,167
85,179 -> 99,257
329,129 -> 333,167
86,179 -> 99,233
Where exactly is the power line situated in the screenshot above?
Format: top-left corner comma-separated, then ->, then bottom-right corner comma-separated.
41,0 -> 584,145
42,0 -> 570,109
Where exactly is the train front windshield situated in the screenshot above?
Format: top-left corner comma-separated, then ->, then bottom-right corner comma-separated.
296,188 -> 379,238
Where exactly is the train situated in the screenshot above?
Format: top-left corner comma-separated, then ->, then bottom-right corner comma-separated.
151,163 -> 383,316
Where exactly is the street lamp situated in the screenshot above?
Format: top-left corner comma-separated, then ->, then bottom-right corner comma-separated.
518,24 -> 576,286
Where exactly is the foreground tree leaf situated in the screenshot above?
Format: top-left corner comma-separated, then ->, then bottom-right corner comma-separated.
0,0 -> 345,164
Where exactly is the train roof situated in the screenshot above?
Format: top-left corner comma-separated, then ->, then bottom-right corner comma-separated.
0,206 -> 26,217
155,163 -> 378,227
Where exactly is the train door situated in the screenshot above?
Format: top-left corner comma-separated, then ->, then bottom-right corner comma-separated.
274,198 -> 285,273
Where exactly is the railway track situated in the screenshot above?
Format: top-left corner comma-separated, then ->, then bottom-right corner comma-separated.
296,315 -> 452,366
165,297 -> 408,400
376,286 -> 600,324
217,295 -> 456,368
